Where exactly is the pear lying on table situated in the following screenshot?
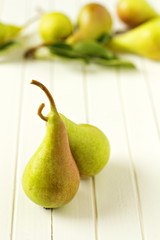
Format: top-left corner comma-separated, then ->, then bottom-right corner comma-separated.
0,22 -> 22,46
108,17 -> 160,60
22,80 -> 80,208
117,0 -> 158,28
59,114 -> 110,178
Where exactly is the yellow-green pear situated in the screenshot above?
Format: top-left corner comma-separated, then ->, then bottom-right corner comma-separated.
117,0 -> 158,28
22,80 -> 80,208
59,114 -> 110,178
0,22 -> 22,46
66,3 -> 112,45
39,12 -> 73,43
108,17 -> 160,60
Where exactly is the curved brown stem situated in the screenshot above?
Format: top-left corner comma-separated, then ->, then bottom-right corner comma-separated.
112,29 -> 129,36
38,103 -> 48,122
24,43 -> 46,58
31,80 -> 58,116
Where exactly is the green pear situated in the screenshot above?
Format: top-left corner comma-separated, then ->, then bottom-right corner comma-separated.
66,3 -> 112,45
22,80 -> 80,208
39,12 -> 73,43
117,0 -> 158,28
108,17 -> 160,60
0,22 -> 22,46
59,114 -> 110,178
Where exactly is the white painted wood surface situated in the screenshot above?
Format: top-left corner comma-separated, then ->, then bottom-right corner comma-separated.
0,0 -> 160,239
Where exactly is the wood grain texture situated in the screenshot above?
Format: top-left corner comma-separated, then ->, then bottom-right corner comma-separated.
0,0 -> 25,239
143,59 -> 160,137
0,62 -> 24,239
0,0 -> 4,15
118,55 -> 160,240
85,64 -> 142,240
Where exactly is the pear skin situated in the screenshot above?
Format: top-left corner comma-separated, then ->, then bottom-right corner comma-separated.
39,12 -> 73,44
108,17 -> 160,60
0,22 -> 22,45
66,3 -> 112,45
59,114 -> 110,178
117,0 -> 158,28
22,81 -> 80,208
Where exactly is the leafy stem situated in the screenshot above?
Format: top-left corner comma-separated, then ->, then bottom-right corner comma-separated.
24,43 -> 49,58
26,41 -> 135,68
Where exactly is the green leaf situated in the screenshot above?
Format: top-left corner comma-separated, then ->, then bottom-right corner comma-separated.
49,42 -> 72,51
73,40 -> 117,60
44,42 -> 135,68
0,41 -> 18,54
90,57 -> 135,68
48,42 -> 85,59
98,33 -> 112,45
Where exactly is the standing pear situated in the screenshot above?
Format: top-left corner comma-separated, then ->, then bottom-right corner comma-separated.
66,3 -> 112,44
108,17 -> 160,60
22,80 -> 80,208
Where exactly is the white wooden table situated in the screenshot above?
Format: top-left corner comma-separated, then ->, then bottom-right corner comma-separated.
0,0 -> 160,239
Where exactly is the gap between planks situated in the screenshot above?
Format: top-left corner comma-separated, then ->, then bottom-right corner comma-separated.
141,60 -> 160,140
9,0 -> 34,237
51,209 -> 53,240
116,69 -> 145,240
83,65 -> 98,240
10,62 -> 26,240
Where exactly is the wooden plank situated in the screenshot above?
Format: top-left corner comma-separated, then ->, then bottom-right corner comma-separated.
85,63 -> 142,240
118,55 -> 160,240
143,59 -> 160,137
0,0 -> 27,24
0,0 -> 25,239
0,0 -> 4,15
11,0 -> 53,239
0,62 -> 23,239
53,0 -> 80,23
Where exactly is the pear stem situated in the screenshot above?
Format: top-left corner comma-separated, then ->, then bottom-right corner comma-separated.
38,103 -> 48,121
31,80 -> 58,120
24,43 -> 50,58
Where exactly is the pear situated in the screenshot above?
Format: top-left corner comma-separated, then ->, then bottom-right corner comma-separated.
117,0 -> 159,28
39,12 -> 73,44
0,22 -> 22,46
59,114 -> 110,178
22,80 -> 80,208
66,3 -> 112,45
108,17 -> 160,60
